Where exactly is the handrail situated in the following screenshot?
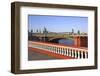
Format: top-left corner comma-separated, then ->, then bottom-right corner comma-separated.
29,41 -> 88,59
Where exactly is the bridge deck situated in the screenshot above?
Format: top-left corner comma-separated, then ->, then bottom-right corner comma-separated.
28,47 -> 58,60
28,47 -> 74,60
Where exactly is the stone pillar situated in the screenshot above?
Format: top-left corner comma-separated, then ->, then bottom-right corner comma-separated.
80,37 -> 88,47
74,36 -> 80,48
73,36 -> 88,48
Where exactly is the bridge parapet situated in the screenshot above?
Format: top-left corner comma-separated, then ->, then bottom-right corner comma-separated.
29,41 -> 88,59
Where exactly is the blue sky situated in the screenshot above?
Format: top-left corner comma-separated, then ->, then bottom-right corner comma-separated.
28,15 -> 88,33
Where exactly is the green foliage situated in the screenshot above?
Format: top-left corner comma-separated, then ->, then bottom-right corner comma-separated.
77,30 -> 80,35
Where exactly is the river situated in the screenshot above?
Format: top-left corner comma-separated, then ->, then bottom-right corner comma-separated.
59,39 -> 74,46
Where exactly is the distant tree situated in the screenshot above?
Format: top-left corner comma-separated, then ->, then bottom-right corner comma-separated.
30,29 -> 33,40
28,30 -> 29,34
43,27 -> 48,33
43,27 -> 48,37
77,30 -> 80,35
43,27 -> 46,33
31,29 -> 33,33
36,29 -> 38,33
72,28 -> 74,34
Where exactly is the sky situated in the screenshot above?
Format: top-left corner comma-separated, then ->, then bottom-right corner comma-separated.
28,15 -> 88,33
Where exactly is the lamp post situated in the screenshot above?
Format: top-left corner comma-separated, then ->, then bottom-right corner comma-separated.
43,27 -> 48,42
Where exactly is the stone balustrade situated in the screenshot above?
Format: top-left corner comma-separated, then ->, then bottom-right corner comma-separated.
29,41 -> 88,59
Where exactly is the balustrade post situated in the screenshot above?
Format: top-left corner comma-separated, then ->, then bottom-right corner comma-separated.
56,47 -> 58,54
55,47 -> 57,53
63,48 -> 65,55
61,48 -> 62,55
67,49 -> 69,56
85,52 -> 88,58
59,48 -> 61,54
70,49 -> 72,57
51,46 -> 53,52
81,51 -> 83,59
87,52 -> 88,58
60,48 -> 61,54
62,48 -> 64,55
56,47 -> 58,53
60,49 -> 62,55
50,46 -> 52,52
61,48 -> 63,55
69,49 -> 71,57
64,48 -> 66,56
53,47 -> 55,53
57,48 -> 59,54
77,51 -> 80,59
52,46 -> 54,52
54,47 -> 56,53
57,47 -> 59,54
73,50 -> 75,58
71,50 -> 74,57
74,50 -> 77,58
62,50 -> 64,55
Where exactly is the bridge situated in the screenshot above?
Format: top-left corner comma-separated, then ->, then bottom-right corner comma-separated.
29,33 -> 88,48
29,41 -> 88,59
29,33 -> 67,42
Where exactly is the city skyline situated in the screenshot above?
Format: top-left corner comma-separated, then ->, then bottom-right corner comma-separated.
28,15 -> 88,33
